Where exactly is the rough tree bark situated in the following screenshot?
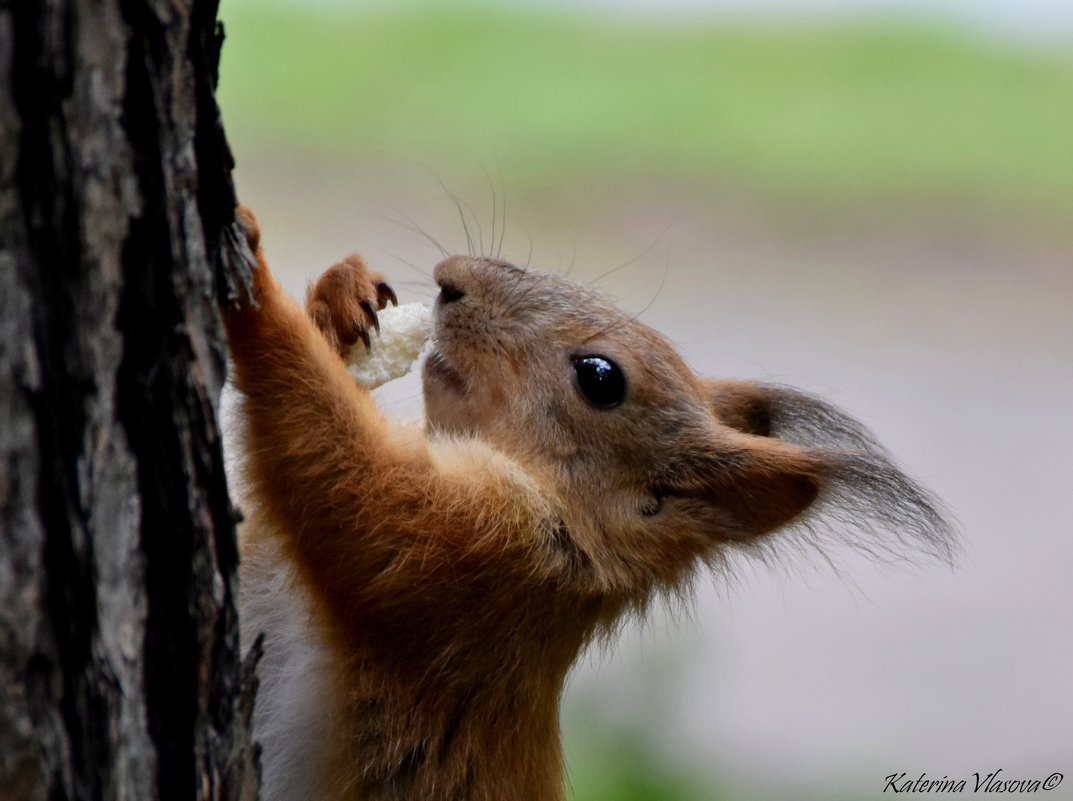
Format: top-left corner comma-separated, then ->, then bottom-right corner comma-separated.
0,1 -> 258,800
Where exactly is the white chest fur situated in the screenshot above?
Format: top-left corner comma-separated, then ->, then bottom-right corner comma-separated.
240,534 -> 334,801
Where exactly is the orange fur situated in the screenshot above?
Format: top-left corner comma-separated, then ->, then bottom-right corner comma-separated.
227,213 -> 590,801
225,207 -> 953,801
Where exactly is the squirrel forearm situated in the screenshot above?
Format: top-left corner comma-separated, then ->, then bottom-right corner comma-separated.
226,266 -> 397,586
225,245 -> 557,657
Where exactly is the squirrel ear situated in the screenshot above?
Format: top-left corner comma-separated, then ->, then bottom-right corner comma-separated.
659,434 -> 824,538
695,378 -> 956,561
690,378 -> 864,536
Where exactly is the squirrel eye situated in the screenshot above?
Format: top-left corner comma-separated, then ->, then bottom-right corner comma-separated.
571,355 -> 626,408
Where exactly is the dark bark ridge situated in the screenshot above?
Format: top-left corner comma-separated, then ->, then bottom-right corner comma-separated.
1,1 -> 258,800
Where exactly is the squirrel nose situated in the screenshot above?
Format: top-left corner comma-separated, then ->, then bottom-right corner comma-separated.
434,256 -> 473,304
438,281 -> 465,304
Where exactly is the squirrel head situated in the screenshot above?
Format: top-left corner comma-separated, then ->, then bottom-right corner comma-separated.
424,256 -> 954,601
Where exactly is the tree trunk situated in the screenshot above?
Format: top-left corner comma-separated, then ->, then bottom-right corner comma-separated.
0,1 -> 258,800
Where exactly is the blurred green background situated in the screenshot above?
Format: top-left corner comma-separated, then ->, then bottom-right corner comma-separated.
220,2 -> 1073,220
218,2 -> 1073,800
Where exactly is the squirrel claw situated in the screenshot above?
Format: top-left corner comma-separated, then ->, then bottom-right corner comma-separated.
376,281 -> 398,309
360,300 -> 380,334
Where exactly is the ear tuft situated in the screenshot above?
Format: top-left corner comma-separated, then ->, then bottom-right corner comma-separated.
705,379 -> 881,451
820,451 -> 957,564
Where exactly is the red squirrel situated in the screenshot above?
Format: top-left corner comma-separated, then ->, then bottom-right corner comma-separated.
224,206 -> 954,801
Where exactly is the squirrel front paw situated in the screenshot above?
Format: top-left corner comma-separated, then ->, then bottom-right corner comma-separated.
229,203 -> 277,309
306,255 -> 398,356
236,204 -> 262,253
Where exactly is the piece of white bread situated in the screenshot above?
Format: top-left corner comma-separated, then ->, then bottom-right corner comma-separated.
346,302 -> 432,389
